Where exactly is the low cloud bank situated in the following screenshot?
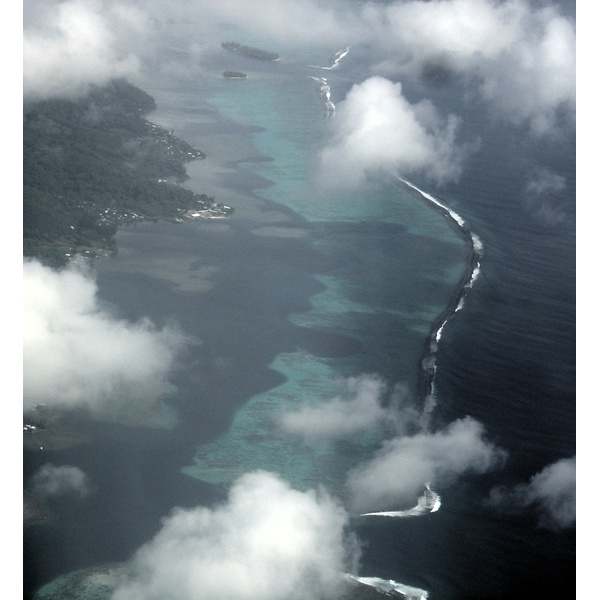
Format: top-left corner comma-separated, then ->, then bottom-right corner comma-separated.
28,463 -> 91,499
487,456 -> 576,529
23,0 -> 575,136
316,76 -> 471,190
346,416 -> 507,513
362,0 -> 575,135
23,259 -> 185,416
111,471 -> 359,600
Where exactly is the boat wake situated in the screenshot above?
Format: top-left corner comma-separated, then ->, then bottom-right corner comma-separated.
360,484 -> 441,518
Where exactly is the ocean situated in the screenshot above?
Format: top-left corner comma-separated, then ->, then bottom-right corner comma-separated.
23,12 -> 576,600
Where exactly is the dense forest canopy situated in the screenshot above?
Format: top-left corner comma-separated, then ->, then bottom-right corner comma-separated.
23,78 -> 215,267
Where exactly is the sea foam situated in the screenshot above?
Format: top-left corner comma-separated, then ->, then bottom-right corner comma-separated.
360,485 -> 441,518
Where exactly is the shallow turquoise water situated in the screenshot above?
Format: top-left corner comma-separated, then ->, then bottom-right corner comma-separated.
135,40 -> 471,494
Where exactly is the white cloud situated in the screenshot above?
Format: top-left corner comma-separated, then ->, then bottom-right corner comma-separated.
346,416 -> 507,513
362,0 -> 575,134
185,0 -> 362,47
23,259 -> 186,416
23,0 -> 575,135
363,0 -> 529,63
488,456 -> 576,529
28,463 -> 91,499
23,0 -> 153,101
316,76 -> 470,190
111,471 -> 359,600
279,375 -> 419,443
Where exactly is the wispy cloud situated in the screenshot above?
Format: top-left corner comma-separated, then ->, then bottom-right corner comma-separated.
523,167 -> 570,226
111,471 -> 359,600
28,463 -> 91,499
23,258 -> 186,417
487,456 -> 576,529
179,0 -> 363,47
23,0 -> 153,101
346,416 -> 507,513
279,375 -> 420,443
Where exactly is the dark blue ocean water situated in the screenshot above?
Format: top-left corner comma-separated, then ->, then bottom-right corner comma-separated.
23,15 -> 575,600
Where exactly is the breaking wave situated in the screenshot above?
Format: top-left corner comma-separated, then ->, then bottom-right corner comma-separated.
308,46 -> 351,116
309,45 -> 350,70
391,175 -> 483,428
309,76 -> 336,115
360,484 -> 441,518
346,574 -> 429,600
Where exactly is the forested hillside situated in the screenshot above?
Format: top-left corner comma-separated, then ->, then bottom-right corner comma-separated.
24,78 -> 213,267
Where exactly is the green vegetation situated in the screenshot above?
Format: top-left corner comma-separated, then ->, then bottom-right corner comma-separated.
23,78 -> 222,268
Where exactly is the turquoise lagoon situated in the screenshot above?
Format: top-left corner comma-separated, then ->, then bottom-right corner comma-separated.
135,37 -> 471,499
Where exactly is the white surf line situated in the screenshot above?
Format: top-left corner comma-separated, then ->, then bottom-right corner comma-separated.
389,173 -> 484,426
309,45 -> 351,70
345,574 -> 429,600
308,46 -> 351,115
308,75 -> 336,115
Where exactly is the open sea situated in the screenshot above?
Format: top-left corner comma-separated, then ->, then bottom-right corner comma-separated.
23,15 -> 576,600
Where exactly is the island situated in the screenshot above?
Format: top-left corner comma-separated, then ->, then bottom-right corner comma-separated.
24,78 -> 232,268
221,41 -> 280,61
223,71 -> 248,79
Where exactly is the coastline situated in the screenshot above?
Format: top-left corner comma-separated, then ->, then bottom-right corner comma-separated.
23,80 -> 221,269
